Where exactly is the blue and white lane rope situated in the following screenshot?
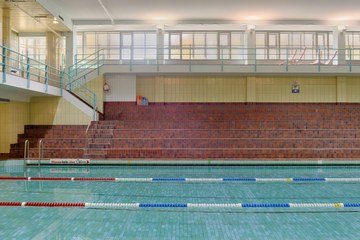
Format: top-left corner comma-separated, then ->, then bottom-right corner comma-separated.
80,202 -> 360,209
1,176 -> 360,183
1,201 -> 360,209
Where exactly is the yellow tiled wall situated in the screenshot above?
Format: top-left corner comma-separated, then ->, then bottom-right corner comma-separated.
137,76 -> 344,103
86,75 -> 104,113
255,76 -> 337,102
30,97 -> 91,125
0,101 -> 29,153
137,76 -> 247,102
344,77 -> 360,102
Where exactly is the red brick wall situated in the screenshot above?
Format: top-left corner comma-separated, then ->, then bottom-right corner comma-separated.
8,102 -> 360,160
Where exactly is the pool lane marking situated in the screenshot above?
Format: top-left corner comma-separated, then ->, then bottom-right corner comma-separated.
1,176 -> 360,183
0,201 -> 359,209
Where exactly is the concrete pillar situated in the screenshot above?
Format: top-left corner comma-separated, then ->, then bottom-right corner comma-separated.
2,8 -> 11,48
156,25 -> 164,64
246,25 -> 256,65
64,31 -> 74,68
333,26 -> 346,65
46,32 -> 58,68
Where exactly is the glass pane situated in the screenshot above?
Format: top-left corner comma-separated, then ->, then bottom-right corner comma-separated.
256,33 -> 266,47
109,49 -> 119,60
292,33 -> 301,47
182,48 -> 191,59
146,48 -> 156,59
109,33 -> 120,46
220,48 -> 230,59
182,33 -> 193,47
354,34 -> 360,47
146,33 -> 157,48
122,34 -> 132,46
133,33 -> 145,46
121,48 -> 131,60
85,32 -> 96,47
231,48 -> 243,60
280,33 -> 289,47
96,33 -> 108,47
170,48 -> 180,59
194,49 -> 205,59
269,49 -> 278,59
256,49 -> 266,60
134,48 -> 145,60
164,33 -> 169,47
206,33 -> 217,47
194,33 -> 205,46
170,33 -> 180,45
76,33 -> 83,46
206,48 -> 217,59
231,33 -> 242,46
304,33 -> 314,47
268,33 -> 278,47
220,33 -> 229,46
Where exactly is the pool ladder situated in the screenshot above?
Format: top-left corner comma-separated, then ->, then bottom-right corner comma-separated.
23,140 -> 29,167
23,139 -> 44,166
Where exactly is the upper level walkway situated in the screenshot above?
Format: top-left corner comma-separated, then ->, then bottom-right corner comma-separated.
77,47 -> 360,75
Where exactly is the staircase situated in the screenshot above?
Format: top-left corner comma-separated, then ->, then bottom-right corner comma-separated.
83,121 -> 116,159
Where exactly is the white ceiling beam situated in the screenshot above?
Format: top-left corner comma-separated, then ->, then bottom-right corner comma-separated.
98,0 -> 114,25
36,0 -> 73,30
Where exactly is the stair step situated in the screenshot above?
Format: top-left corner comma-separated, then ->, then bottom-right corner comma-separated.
88,143 -> 110,149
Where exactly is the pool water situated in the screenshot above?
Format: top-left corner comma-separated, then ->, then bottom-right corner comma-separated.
0,160 -> 360,239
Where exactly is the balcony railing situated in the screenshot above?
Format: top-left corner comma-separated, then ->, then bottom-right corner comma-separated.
75,46 -> 360,73
0,45 -> 68,93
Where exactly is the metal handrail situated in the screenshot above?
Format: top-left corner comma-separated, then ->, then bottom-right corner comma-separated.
23,139 -> 29,168
38,139 -> 44,166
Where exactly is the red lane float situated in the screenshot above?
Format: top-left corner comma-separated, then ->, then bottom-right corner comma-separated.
0,176 -> 27,180
31,177 -> 72,181
0,202 -> 22,206
0,176 -> 116,182
0,202 -> 85,207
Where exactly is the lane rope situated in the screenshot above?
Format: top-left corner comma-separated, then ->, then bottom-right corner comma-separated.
1,176 -> 360,183
0,201 -> 359,209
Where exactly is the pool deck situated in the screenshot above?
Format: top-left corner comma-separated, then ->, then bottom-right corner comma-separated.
23,159 -> 360,166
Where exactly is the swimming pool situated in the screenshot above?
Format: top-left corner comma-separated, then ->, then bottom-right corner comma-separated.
1,160 -> 360,239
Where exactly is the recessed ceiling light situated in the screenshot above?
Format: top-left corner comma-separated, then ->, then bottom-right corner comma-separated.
52,18 -> 58,24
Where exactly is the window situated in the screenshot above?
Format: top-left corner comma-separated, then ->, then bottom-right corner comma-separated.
76,31 -> 157,60
346,32 -> 360,60
164,31 -> 245,60
19,36 -> 47,63
256,31 -> 333,61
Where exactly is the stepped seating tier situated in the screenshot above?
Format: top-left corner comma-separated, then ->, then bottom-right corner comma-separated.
9,103 -> 360,160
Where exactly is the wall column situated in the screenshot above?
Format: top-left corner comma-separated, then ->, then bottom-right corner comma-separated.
154,76 -> 165,103
246,76 -> 256,102
156,25 -> 165,64
2,8 -> 11,48
246,25 -> 256,65
336,76 -> 347,103
64,31 -> 74,68
46,32 -> 60,68
333,26 -> 346,65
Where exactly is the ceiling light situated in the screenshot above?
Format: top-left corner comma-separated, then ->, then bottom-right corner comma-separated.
52,18 -> 58,24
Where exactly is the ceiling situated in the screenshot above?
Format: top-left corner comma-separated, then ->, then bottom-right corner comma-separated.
1,0 -> 360,34
44,0 -> 360,25
0,0 -> 68,33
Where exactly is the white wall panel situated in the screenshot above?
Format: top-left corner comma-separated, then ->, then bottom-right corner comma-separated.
104,74 -> 136,102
